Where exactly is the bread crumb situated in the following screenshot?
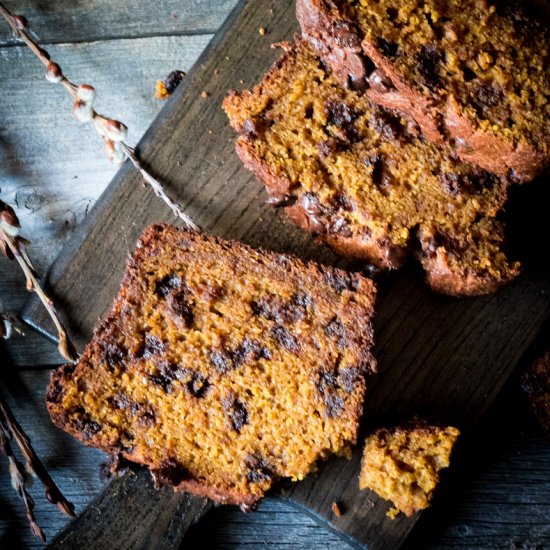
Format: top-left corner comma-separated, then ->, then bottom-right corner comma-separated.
201,91 -> 209,98
259,27 -> 267,36
154,81 -> 169,99
387,507 -> 399,520
154,70 -> 185,99
331,501 -> 342,517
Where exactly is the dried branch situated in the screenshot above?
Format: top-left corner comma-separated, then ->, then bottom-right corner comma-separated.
0,415 -> 45,542
0,295 -> 24,339
0,200 -> 77,361
0,2 -> 199,231
0,391 -> 75,542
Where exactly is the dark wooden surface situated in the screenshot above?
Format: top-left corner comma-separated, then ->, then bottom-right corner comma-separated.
1,0 -> 549,548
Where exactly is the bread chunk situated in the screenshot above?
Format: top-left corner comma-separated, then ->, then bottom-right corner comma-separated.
297,0 -> 550,181
224,41 -> 518,296
359,423 -> 460,517
47,225 -> 376,507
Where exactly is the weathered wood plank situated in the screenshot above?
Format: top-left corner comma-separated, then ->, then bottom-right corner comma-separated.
0,34 -> 211,366
19,0 -> 550,547
0,0 -> 237,45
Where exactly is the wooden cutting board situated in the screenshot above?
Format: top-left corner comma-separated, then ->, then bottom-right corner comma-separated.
22,0 -> 550,548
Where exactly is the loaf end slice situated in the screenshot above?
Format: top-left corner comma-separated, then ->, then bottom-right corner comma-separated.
47,224 -> 376,507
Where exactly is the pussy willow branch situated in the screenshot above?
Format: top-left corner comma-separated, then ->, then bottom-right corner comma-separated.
0,419 -> 44,542
0,390 -> 75,542
0,2 -> 199,231
0,200 -> 77,361
0,295 -> 23,339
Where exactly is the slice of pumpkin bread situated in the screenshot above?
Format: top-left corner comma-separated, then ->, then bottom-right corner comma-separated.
223,41 -> 518,296
359,423 -> 460,517
47,224 -> 376,507
297,0 -> 550,181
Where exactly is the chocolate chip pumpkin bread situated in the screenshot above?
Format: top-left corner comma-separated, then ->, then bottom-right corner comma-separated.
521,352 -> 550,437
359,423 -> 460,517
47,224 -> 376,507
223,41 -> 518,296
297,0 -> 550,181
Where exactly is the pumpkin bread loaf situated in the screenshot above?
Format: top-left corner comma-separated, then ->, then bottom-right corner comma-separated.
521,352 -> 550,437
359,423 -> 460,517
223,41 -> 519,296
297,0 -> 550,181
47,224 -> 377,507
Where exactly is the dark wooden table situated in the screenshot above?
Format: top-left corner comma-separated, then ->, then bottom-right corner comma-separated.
0,1 -> 548,548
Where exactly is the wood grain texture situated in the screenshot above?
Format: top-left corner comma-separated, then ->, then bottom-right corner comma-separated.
49,469 -> 212,550
19,0 -> 550,548
0,34 -> 211,366
0,0 -> 238,45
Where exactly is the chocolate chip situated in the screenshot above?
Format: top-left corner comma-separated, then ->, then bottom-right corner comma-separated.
97,341 -> 127,369
439,170 -> 497,196
210,348 -> 236,375
148,361 -> 178,393
232,339 -> 270,366
138,334 -> 165,360
472,84 -> 504,113
317,138 -> 341,159
73,413 -> 101,439
338,366 -> 362,393
325,317 -> 348,349
370,110 -> 406,142
155,273 -> 182,297
376,37 -> 399,59
99,453 -> 130,481
223,395 -> 249,433
163,70 -> 185,94
324,270 -> 359,293
250,294 -> 308,325
367,68 -> 396,93
242,117 -> 268,139
422,230 -> 467,258
112,393 -> 132,410
331,20 -> 362,48
415,44 -> 443,91
171,367 -> 210,398
139,406 -> 157,427
245,454 -> 273,484
314,369 -> 345,418
330,218 -> 353,237
47,364 -> 76,404
166,290 -> 194,328
365,154 -> 393,193
151,459 -> 188,489
46,380 -> 64,404
270,325 -> 300,353
325,101 -> 362,143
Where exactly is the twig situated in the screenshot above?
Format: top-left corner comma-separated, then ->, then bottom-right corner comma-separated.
0,391 -> 75,542
0,395 -> 75,518
0,415 -> 45,542
0,2 -> 199,231
0,295 -> 24,339
0,200 -> 77,361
